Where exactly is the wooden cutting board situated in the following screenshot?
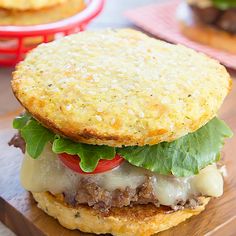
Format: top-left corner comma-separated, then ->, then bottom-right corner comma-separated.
1,79 -> 236,236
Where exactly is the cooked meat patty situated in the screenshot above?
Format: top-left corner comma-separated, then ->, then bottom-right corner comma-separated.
8,132 -> 25,153
190,5 -> 221,24
190,5 -> 236,33
64,177 -> 200,213
217,9 -> 236,33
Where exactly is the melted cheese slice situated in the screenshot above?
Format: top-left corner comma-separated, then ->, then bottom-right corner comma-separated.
20,145 -> 224,207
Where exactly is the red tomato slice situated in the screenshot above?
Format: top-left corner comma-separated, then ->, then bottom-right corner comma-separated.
58,153 -> 124,174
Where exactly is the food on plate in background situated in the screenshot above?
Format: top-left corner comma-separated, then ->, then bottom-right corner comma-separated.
9,29 -> 233,236
0,0 -> 85,26
0,0 -> 67,10
0,0 -> 85,48
179,0 -> 236,53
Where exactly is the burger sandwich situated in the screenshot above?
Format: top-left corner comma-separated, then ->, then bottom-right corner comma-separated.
9,29 -> 233,236
178,0 -> 236,53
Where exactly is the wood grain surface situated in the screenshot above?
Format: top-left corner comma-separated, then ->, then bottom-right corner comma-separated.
0,79 -> 235,236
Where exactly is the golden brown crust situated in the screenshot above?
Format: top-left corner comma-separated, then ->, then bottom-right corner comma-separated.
0,0 -> 85,26
178,4 -> 236,53
12,29 -> 231,147
32,192 -> 210,236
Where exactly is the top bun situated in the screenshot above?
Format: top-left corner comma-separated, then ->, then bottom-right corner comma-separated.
0,0 -> 66,10
186,0 -> 212,8
12,29 -> 231,147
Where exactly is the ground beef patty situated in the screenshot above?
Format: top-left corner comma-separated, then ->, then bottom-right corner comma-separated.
67,177 -> 159,212
216,9 -> 236,33
9,133 -> 201,213
190,5 -> 236,33
8,132 -> 25,153
65,177 -> 200,212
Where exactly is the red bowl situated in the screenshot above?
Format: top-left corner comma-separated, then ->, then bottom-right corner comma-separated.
0,0 -> 105,66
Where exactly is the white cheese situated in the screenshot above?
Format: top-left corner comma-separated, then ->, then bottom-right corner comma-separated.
192,165 -> 224,197
95,163 -> 146,191
20,145 -> 224,207
152,177 -> 193,206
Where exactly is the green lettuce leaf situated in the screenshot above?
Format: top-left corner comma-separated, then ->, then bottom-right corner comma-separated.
21,119 -> 55,159
13,112 -> 31,129
13,113 -> 233,176
212,0 -> 236,9
52,137 -> 115,172
117,118 -> 233,176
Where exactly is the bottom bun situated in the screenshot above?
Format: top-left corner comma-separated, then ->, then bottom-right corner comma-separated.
177,3 -> 236,54
32,192 -> 210,236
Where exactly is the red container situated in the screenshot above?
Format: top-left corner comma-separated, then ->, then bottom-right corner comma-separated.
0,0 -> 105,66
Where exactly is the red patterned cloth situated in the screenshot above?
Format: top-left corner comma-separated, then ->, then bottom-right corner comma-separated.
125,0 -> 236,69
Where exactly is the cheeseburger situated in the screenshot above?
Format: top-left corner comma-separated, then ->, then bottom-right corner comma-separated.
179,0 -> 236,53
9,29 -> 232,235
